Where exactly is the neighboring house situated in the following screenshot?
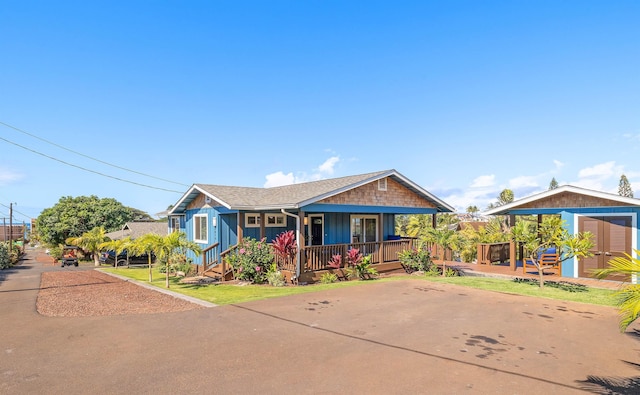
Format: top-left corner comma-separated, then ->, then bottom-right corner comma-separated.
104,221 -> 168,241
168,169 -> 454,282
484,185 -> 640,280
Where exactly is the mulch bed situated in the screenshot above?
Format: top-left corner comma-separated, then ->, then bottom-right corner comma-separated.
37,270 -> 204,317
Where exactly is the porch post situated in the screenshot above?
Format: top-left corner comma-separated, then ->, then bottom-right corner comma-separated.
298,211 -> 306,275
259,213 -> 265,240
237,212 -> 244,240
432,213 -> 437,228
378,213 -> 384,263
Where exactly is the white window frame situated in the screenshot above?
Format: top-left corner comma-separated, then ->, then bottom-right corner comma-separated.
245,214 -> 261,228
265,214 -> 286,227
170,217 -> 180,233
350,215 -> 379,243
193,214 -> 208,243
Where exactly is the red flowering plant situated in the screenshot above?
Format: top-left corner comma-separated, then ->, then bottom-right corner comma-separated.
344,248 -> 377,280
226,237 -> 273,283
271,230 -> 297,270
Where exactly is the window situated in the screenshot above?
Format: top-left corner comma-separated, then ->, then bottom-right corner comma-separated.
245,214 -> 261,228
170,217 -> 180,233
245,213 -> 286,227
266,214 -> 286,227
350,215 -> 378,243
193,214 -> 208,243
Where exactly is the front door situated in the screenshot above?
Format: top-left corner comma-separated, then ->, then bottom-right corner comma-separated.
578,216 -> 632,280
309,215 -> 324,246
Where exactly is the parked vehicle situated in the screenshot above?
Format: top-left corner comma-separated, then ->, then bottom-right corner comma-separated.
61,246 -> 79,267
99,250 -> 155,267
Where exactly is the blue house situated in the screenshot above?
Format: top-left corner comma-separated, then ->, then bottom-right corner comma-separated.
167,169 -> 454,282
484,185 -> 640,281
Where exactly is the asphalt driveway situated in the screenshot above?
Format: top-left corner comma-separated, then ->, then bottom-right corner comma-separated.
2,248 -> 640,394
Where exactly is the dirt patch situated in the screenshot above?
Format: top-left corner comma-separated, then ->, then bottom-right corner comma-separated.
37,270 -> 204,317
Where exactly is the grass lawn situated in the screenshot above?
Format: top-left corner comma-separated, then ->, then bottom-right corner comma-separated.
102,266 -> 620,307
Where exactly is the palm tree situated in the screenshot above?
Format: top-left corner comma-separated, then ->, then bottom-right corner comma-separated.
132,233 -> 163,282
66,227 -> 110,266
593,251 -> 640,332
99,236 -> 133,268
426,226 -> 459,276
156,232 -> 202,288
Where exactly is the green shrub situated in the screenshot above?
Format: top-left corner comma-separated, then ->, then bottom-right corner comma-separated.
320,272 -> 338,284
0,243 -> 11,269
226,237 -> 274,284
266,265 -> 286,287
398,247 -> 433,272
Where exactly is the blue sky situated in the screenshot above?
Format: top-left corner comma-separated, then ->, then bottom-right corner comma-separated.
1,0 -> 639,222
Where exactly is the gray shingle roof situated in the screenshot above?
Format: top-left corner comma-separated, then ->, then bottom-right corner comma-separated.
169,169 -> 454,213
105,222 -> 168,240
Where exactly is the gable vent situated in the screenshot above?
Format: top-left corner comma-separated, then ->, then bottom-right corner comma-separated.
378,178 -> 387,191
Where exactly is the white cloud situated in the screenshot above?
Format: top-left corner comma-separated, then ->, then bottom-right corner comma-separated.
577,161 -> 619,179
264,171 -> 295,188
508,175 -> 538,189
264,155 -> 342,187
0,168 -> 23,186
553,160 -> 564,170
317,156 -> 339,175
470,175 -> 495,188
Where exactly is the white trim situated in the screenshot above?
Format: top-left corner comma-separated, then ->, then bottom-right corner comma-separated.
265,213 -> 287,227
193,214 -> 208,243
245,214 -> 261,228
484,185 -> 640,216
573,212 -> 637,283
308,214 -> 325,245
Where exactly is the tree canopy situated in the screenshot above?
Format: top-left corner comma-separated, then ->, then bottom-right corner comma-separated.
618,174 -> 634,198
549,177 -> 559,190
36,195 -> 150,246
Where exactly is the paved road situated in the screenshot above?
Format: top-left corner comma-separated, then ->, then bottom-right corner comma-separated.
2,248 -> 640,394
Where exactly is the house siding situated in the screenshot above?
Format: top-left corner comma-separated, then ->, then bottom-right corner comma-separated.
317,177 -> 436,209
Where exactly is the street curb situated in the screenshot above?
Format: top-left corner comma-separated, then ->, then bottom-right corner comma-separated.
97,269 -> 218,308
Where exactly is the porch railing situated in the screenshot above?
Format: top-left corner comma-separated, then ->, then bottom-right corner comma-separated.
301,238 -> 414,272
201,242 -> 220,274
477,242 -> 512,265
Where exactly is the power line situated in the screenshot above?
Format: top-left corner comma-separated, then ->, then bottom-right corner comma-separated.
0,203 -> 29,220
0,120 -> 189,187
0,135 -> 184,193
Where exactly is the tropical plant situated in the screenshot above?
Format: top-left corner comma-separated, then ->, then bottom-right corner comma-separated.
271,230 -> 296,270
320,272 -> 338,284
593,250 -> 640,332
226,237 -> 274,284
66,226 -> 110,266
344,249 -> 377,280
132,233 -> 163,282
155,231 -> 202,288
425,226 -> 460,276
99,236 -> 133,268
511,216 -> 593,288
398,246 -> 433,272
266,264 -> 286,287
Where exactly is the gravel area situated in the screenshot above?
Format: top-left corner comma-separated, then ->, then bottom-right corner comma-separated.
37,270 -> 204,317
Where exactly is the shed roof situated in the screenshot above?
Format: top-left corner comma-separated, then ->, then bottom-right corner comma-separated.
483,185 -> 640,215
168,169 -> 455,214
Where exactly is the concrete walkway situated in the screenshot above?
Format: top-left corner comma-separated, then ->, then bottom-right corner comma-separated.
2,248 -> 640,394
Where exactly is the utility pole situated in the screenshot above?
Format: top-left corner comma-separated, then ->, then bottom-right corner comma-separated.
9,203 -> 13,254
